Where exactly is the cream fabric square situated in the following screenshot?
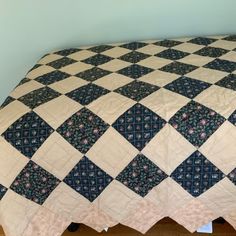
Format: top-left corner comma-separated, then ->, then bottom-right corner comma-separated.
178,54 -> 214,67
49,76 -> 88,94
10,80 -> 44,99
43,182 -> 91,221
101,47 -> 131,58
68,50 -> 96,61
210,40 -> 236,50
95,180 -> 141,222
139,70 -> 179,87
98,59 -> 131,72
136,44 -> 166,55
173,43 -> 204,53
220,51 -> 236,62
140,88 -> 190,121
199,121 -> 236,174
59,62 -> 92,75
0,137 -> 29,187
0,101 -> 30,134
26,65 -> 54,79
170,198 -> 216,233
142,124 -> 196,175
186,67 -> 228,84
198,178 -> 236,216
38,54 -> 63,65
194,85 -> 236,118
0,190 -> 40,236
94,73 -> 132,91
87,127 -> 139,178
87,92 -> 135,125
34,95 -> 82,129
32,132 -> 83,180
138,56 -> 172,69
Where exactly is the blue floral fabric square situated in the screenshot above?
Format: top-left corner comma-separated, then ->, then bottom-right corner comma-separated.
0,96 -> 15,109
118,64 -> 154,79
223,35 -> 236,42
119,51 -> 149,63
169,101 -> 225,148
10,161 -> 60,205
88,45 -> 114,53
0,184 -> 7,200
2,111 -> 54,158
156,49 -> 189,60
116,154 -> 167,197
194,47 -> 229,58
115,80 -> 159,101
204,59 -> 236,73
64,156 -> 113,202
228,168 -> 236,185
17,78 -> 31,87
160,62 -> 198,75
120,42 -> 147,50
35,70 -> 70,85
164,76 -> 211,99
76,67 -> 111,82
216,74 -> 236,91
66,83 -> 109,105
154,39 -> 182,48
188,37 -> 217,46
112,103 -> 166,150
47,57 -> 77,69
54,48 -> 81,56
228,110 -> 236,126
171,151 -> 224,197
18,87 -> 61,109
57,108 -> 109,154
82,54 -> 113,66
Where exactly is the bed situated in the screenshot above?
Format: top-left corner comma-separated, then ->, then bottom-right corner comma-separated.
0,35 -> 236,236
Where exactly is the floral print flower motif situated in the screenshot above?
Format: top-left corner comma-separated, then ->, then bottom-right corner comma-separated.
160,62 -> 198,75
204,59 -> 236,73
119,51 -> 150,63
116,154 -> 167,197
64,156 -> 113,202
216,74 -> 236,91
10,161 -> 60,205
169,101 -> 225,147
0,184 -> 7,200
57,108 -> 109,154
171,151 -> 225,197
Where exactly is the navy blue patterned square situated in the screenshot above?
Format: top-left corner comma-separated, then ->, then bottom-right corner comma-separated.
57,108 -> 109,153
160,62 -> 198,75
66,83 -> 109,106
2,111 -> 54,158
194,47 -> 229,58
54,48 -> 81,56
216,74 -> 236,91
82,54 -> 113,66
188,37 -> 217,46
0,184 -> 7,200
112,103 -> 166,150
118,64 -> 154,79
164,76 -> 211,99
18,87 -> 61,109
64,156 -> 113,202
76,67 -> 111,82
119,51 -> 150,63
228,168 -> 236,185
89,45 -> 114,53
47,57 -> 77,69
0,96 -> 15,109
120,42 -> 147,50
154,39 -> 182,48
171,151 -> 224,197
169,101 -> 225,148
116,154 -> 167,197
35,71 -> 70,85
10,161 -> 60,205
155,49 -> 189,60
204,59 -> 236,73
228,110 -> 236,126
17,78 -> 31,87
223,35 -> 236,42
115,80 -> 159,101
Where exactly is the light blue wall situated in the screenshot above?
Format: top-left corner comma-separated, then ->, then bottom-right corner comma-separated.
0,0 -> 236,103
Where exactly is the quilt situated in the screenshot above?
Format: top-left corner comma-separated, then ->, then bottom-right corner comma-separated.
0,35 -> 236,236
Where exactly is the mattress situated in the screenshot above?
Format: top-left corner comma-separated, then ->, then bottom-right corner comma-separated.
0,35 -> 236,236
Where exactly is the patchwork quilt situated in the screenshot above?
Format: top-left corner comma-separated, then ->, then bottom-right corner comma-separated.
0,35 -> 236,236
